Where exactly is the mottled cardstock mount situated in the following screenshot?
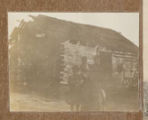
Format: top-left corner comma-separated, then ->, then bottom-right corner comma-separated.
0,0 -> 143,120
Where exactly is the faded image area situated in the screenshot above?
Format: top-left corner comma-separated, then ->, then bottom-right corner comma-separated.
8,13 -> 139,112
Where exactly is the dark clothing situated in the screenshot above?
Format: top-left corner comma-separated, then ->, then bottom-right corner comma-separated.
67,73 -> 83,106
81,64 -> 103,111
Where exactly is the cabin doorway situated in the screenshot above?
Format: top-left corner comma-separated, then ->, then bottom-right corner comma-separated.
100,51 -> 112,76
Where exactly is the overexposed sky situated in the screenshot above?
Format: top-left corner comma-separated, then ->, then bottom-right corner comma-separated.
8,12 -> 139,46
144,0 -> 148,81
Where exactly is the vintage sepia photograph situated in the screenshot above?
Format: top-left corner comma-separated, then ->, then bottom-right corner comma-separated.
8,12 -> 139,112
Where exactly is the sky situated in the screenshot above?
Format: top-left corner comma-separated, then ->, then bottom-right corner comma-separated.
8,12 -> 139,46
144,1 -> 148,82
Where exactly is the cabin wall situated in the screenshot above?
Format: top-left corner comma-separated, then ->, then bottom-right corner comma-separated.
61,40 -> 138,87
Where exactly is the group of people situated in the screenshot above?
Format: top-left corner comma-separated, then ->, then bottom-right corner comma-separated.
66,55 -> 106,112
117,62 -> 139,87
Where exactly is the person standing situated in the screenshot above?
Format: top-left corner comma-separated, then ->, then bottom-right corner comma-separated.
81,55 -> 105,111
67,66 -> 83,111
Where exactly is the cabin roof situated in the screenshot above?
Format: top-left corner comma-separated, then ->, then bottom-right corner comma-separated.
12,15 -> 138,54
